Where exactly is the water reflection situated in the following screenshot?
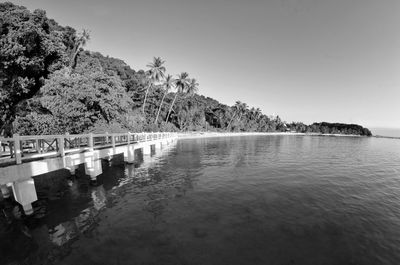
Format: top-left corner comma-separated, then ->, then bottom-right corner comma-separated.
49,185 -> 106,246
3,136 -> 399,265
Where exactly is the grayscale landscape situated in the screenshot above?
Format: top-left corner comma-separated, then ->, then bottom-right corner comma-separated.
0,0 -> 399,264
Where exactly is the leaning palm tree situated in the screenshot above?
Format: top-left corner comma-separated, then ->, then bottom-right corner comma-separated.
237,102 -> 248,122
142,57 -> 166,113
227,101 -> 242,129
155,74 -> 174,124
166,72 -> 189,122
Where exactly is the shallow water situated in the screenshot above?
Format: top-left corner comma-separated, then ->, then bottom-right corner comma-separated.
1,135 -> 400,265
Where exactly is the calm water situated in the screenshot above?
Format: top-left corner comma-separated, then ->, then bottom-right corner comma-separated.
1,135 -> 400,265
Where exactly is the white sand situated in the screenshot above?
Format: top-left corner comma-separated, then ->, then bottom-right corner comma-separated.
176,131 -> 362,139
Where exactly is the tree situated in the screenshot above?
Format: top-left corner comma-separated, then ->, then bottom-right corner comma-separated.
0,3 -> 71,135
227,101 -> 242,129
237,102 -> 248,122
34,67 -> 132,134
155,74 -> 174,124
143,57 -> 166,113
254,108 -> 262,120
69,29 -> 90,71
166,72 -> 189,122
186,78 -> 199,96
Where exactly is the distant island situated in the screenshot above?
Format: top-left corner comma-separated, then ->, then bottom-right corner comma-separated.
0,3 -> 372,137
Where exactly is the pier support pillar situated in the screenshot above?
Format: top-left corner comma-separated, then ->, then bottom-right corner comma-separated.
64,157 -> 77,175
11,179 -> 37,215
0,185 -> 10,198
85,153 -> 102,181
124,133 -> 134,163
124,146 -> 135,163
142,144 -> 151,155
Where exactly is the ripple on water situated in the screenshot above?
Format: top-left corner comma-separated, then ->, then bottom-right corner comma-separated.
1,136 -> 400,265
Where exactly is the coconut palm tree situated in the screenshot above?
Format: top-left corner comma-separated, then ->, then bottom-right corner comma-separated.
186,78 -> 199,96
227,101 -> 242,129
237,102 -> 248,122
143,57 -> 166,113
166,72 -> 189,122
254,107 -> 262,120
155,74 -> 174,124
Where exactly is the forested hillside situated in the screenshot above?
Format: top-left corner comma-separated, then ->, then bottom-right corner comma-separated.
0,3 -> 372,137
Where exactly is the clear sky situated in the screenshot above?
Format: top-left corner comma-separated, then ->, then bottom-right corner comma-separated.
7,0 -> 400,128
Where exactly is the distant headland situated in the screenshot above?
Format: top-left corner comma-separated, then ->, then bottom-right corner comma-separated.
0,3 -> 371,137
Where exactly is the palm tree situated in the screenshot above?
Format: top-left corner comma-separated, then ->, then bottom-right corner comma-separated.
237,102 -> 248,122
155,74 -> 174,124
186,78 -> 199,96
249,107 -> 256,120
254,107 -> 262,120
69,29 -> 90,70
166,72 -> 189,122
143,57 -> 166,113
227,101 -> 242,129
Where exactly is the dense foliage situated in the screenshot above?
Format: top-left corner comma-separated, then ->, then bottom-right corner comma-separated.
0,3 -> 372,137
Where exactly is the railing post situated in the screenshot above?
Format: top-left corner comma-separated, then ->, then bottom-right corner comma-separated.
88,133 -> 94,152
14,134 -> 22,164
111,134 -> 116,154
35,139 -> 40,153
65,133 -> 70,149
58,136 -> 65,157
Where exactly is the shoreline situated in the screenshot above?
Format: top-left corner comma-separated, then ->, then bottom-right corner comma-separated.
177,132 -> 365,139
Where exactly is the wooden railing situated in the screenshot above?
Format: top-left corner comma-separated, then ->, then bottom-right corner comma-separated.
0,132 -> 177,165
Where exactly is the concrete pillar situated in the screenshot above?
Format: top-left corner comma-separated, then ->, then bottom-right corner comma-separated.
124,133 -> 134,163
35,139 -> 40,153
105,132 -> 109,144
11,179 -> 37,215
88,133 -> 94,152
64,156 -> 76,175
142,143 -> 151,155
84,153 -> 102,181
0,185 -> 10,198
14,134 -> 22,164
111,135 -> 116,154
58,136 -> 65,157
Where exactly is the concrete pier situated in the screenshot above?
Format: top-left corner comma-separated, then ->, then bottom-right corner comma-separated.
11,179 -> 37,215
84,153 -> 103,181
0,132 -> 178,215
142,143 -> 152,155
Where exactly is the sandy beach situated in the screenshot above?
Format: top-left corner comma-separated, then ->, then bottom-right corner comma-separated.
176,131 -> 363,139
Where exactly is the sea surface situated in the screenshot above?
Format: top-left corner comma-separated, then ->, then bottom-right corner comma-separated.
371,127 -> 400,138
1,135 -> 400,265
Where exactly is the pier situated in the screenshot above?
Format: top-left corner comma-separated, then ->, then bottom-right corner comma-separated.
0,132 -> 178,214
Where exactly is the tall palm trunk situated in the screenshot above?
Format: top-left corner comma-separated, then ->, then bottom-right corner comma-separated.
227,112 -> 237,130
166,93 -> 178,122
155,91 -> 167,124
238,112 -> 243,122
142,84 -> 151,113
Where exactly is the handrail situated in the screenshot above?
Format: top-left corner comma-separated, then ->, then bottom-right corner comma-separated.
0,132 -> 177,165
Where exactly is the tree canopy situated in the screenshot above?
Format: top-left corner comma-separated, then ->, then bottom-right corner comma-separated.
0,2 -> 372,137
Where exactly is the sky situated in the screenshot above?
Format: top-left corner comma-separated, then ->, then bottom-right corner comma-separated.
7,0 -> 400,129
